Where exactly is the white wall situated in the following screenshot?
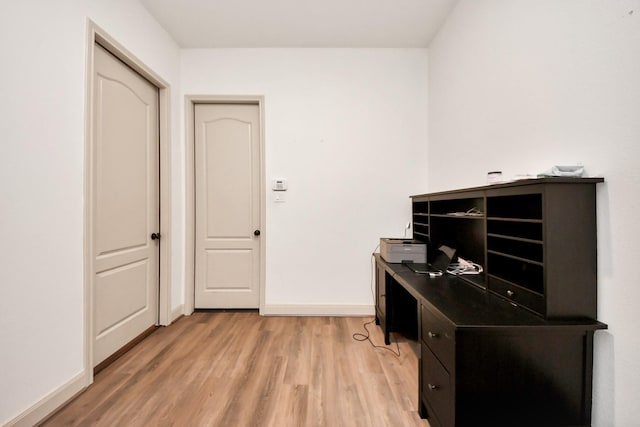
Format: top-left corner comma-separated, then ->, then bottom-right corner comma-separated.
428,1 -> 640,425
0,0 -> 181,424
181,49 -> 429,310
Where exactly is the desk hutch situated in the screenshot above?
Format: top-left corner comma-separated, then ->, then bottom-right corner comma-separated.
375,178 -> 606,427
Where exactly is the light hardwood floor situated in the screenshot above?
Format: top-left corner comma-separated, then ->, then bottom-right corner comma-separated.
43,312 -> 430,427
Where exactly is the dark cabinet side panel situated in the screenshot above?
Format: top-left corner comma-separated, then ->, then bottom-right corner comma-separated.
455,330 -> 592,427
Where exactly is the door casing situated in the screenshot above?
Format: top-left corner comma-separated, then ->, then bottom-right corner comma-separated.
84,20 -> 172,386
184,95 -> 266,315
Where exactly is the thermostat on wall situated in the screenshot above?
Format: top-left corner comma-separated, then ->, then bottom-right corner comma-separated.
272,178 -> 288,191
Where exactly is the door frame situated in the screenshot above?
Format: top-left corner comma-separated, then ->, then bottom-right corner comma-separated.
84,20 -> 173,385
184,95 -> 266,314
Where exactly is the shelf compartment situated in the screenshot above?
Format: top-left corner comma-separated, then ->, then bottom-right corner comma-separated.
414,231 -> 430,241
487,235 -> 543,263
487,219 -> 543,241
430,213 -> 484,220
413,201 -> 429,215
487,193 -> 542,220
430,197 -> 484,217
487,252 -> 543,295
430,216 -> 485,271
413,218 -> 429,228
413,221 -> 430,241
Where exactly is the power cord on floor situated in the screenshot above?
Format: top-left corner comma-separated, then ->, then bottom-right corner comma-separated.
352,319 -> 401,358
352,244 -> 401,357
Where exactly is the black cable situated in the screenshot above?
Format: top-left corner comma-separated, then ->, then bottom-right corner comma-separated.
352,319 -> 401,358
352,244 -> 401,357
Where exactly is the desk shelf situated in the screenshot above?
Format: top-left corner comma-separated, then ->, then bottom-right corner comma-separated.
412,201 -> 430,241
410,178 -> 603,319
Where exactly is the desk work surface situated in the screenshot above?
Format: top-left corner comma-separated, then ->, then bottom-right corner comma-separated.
376,254 -> 606,331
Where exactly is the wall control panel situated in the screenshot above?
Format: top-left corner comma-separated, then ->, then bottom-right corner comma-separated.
272,178 -> 288,191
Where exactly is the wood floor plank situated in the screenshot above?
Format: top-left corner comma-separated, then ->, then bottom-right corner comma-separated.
42,313 -> 431,427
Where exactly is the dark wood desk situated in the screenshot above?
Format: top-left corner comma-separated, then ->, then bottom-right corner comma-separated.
375,254 -> 606,427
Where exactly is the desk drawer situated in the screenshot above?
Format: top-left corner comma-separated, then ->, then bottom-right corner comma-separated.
421,304 -> 455,367
488,275 -> 545,316
421,343 -> 453,427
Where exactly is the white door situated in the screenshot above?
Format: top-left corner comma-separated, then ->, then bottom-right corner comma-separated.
194,103 -> 261,308
92,44 -> 159,367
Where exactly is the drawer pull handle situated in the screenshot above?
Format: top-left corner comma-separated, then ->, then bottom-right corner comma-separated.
506,290 -> 515,297
427,331 -> 439,339
428,383 -> 438,391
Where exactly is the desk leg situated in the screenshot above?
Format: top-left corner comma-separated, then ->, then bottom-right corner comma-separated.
419,400 -> 428,419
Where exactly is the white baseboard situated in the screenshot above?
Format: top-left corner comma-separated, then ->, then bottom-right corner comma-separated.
4,371 -> 87,427
260,304 -> 375,316
170,303 -> 185,323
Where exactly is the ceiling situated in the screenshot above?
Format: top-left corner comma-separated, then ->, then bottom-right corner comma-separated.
139,0 -> 459,48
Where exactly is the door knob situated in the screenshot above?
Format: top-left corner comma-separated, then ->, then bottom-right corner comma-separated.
254,230 -> 261,236
151,233 -> 161,240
